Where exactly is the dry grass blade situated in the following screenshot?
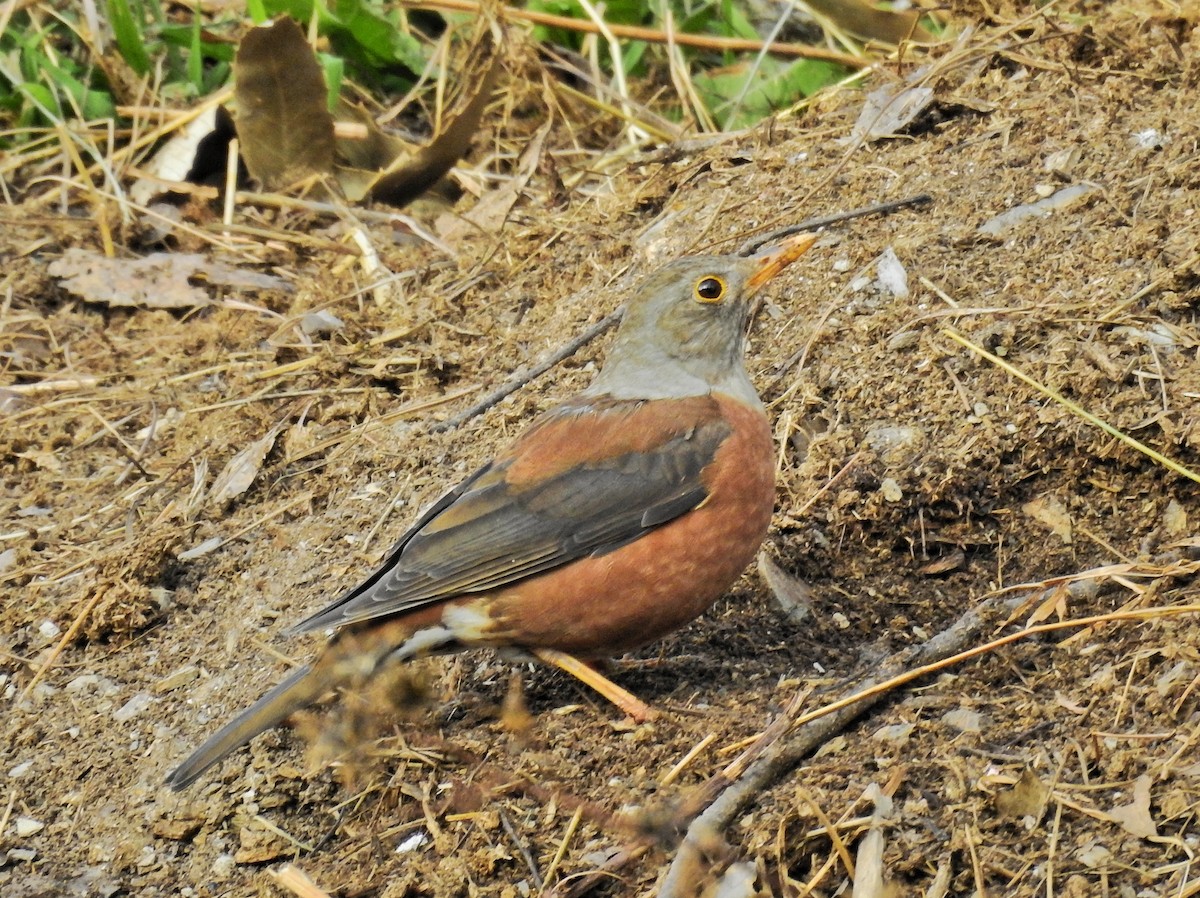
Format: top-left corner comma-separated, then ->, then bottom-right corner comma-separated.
658,596 -> 1200,897
943,327 -> 1200,484
404,0 -> 871,67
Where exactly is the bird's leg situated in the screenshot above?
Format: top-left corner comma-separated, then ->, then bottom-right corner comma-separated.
531,647 -> 657,723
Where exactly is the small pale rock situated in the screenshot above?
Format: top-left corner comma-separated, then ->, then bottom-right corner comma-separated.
396,832 -> 428,853
866,425 -> 924,455
154,665 -> 200,694
8,760 -> 33,778
211,854 -> 236,880
873,722 -> 915,744
15,817 -> 44,837
814,735 -> 847,758
300,310 -> 345,335
880,478 -> 903,503
37,620 -> 61,640
1076,841 -> 1112,868
1164,499 -> 1188,536
942,708 -> 982,733
66,674 -> 100,693
7,848 -> 37,862
114,692 -> 155,722
876,247 -> 909,298
886,329 -> 920,351
152,818 -> 203,841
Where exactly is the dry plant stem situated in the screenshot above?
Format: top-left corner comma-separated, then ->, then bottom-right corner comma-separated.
432,308 -> 623,431
735,194 -> 932,256
403,0 -> 868,68
269,863 -> 332,898
943,327 -> 1200,484
656,597 -> 1200,898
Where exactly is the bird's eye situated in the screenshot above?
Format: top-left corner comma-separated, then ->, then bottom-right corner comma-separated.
694,275 -> 727,303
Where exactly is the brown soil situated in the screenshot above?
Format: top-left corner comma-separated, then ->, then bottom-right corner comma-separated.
5,3 -> 1200,896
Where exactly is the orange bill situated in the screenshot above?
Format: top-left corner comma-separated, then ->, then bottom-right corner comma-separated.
746,231 -> 819,292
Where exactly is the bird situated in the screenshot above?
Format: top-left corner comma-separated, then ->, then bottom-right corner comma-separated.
165,232 -> 817,790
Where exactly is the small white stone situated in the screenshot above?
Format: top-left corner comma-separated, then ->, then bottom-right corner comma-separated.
37,620 -> 61,640
396,832 -> 428,853
942,708 -> 983,733
15,816 -> 44,837
8,760 -> 33,778
66,674 -> 100,693
875,247 -> 909,298
880,478 -> 903,503
114,692 -> 155,722
211,853 -> 236,880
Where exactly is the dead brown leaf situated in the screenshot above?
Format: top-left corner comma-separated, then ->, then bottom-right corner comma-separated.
48,248 -> 289,308
234,17 -> 335,189
995,768 -> 1050,820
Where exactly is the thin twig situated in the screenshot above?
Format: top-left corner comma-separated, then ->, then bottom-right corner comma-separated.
401,0 -> 870,68
655,597 -> 1200,896
736,194 -> 933,256
431,309 -> 623,432
944,327 -> 1200,484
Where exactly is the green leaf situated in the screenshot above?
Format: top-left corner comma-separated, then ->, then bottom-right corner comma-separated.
41,61 -> 116,120
247,0 -> 269,23
695,57 -> 846,129
16,81 -> 60,118
106,0 -> 153,76
188,9 -> 203,91
316,52 -> 345,111
620,39 -> 647,75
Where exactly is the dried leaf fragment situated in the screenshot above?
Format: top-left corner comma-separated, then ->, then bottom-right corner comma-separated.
995,768 -> 1049,820
1110,775 -> 1159,839
235,17 -> 335,188
208,427 -> 282,507
1022,495 -> 1073,544
367,27 -> 502,207
758,551 -> 812,624
49,248 -> 289,309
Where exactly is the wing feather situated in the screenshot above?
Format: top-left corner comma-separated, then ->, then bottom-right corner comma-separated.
293,396 -> 731,632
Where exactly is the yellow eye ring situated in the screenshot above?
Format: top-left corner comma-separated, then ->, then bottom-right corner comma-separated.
694,275 -> 727,303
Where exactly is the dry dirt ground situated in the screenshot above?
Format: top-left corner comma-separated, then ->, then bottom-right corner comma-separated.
5,3 -> 1200,896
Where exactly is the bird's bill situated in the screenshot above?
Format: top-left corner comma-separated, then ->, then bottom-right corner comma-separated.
745,232 -> 818,293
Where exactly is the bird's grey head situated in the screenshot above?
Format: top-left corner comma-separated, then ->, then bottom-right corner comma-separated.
588,234 -> 816,403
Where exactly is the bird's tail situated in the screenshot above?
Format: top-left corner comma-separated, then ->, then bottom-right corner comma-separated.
165,662 -> 330,790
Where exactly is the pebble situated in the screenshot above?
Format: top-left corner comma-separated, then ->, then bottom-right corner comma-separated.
114,692 -> 155,722
15,816 -> 44,837
37,620 -> 61,640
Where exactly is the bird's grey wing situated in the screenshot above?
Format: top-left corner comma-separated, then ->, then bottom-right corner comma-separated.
293,396 -> 732,632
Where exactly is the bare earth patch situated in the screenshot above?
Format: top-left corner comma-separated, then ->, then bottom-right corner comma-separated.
4,3 -> 1200,896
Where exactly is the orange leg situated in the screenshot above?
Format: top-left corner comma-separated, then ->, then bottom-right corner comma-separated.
531,647 -> 657,723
